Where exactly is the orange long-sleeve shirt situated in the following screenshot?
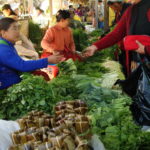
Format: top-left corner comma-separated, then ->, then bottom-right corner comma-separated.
41,24 -> 75,53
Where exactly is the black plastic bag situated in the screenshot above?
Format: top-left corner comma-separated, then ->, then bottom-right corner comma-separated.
115,54 -> 150,125
131,64 -> 150,125
114,66 -> 142,97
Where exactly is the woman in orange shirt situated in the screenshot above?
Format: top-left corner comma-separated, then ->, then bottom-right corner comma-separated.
41,10 -> 76,60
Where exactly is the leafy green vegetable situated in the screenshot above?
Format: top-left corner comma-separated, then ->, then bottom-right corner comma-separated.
0,74 -> 63,120
29,21 -> 43,52
73,28 -> 89,52
88,29 -> 104,38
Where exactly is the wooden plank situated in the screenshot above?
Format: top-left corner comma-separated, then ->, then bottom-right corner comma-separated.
104,0 -> 109,31
95,0 -> 98,29
49,0 -> 53,18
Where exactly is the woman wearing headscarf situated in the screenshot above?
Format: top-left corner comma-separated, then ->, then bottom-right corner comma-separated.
83,0 -> 150,76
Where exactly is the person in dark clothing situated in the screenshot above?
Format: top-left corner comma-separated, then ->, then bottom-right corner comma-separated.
0,18 -> 64,89
107,0 -> 131,24
83,0 -> 150,76
100,0 -> 130,38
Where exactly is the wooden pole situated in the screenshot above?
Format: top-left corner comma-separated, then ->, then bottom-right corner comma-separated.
104,0 -> 109,31
49,0 -> 53,18
28,0 -> 33,14
95,0 -> 98,29
60,0 -> 63,9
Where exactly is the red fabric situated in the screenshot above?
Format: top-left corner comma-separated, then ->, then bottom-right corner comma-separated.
145,45 -> 150,56
125,51 -> 130,76
147,9 -> 150,22
32,70 -> 50,81
93,6 -> 132,75
124,35 -> 150,51
41,51 -> 52,59
63,46 -> 82,61
93,6 -> 132,51
32,65 -> 59,81
40,49 -> 81,80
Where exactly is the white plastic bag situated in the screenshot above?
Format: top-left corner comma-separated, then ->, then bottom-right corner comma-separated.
142,126 -> 150,132
90,134 -> 105,150
0,120 -> 20,150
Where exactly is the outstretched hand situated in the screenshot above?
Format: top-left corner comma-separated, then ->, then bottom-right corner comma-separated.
135,40 -> 145,54
82,45 -> 98,58
48,54 -> 65,64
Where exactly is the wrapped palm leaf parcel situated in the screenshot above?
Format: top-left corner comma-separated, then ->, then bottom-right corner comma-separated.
9,100 -> 96,150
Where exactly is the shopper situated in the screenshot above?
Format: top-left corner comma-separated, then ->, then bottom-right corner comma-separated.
83,0 -> 150,76
107,0 -> 131,24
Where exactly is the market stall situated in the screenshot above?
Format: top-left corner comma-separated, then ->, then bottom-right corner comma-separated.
1,0 -> 150,150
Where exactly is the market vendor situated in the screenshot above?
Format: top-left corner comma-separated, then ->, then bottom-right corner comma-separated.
83,0 -> 150,76
41,10 -> 76,59
0,18 -> 64,89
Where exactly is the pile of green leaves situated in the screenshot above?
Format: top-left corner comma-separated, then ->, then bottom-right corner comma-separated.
0,73 -> 76,120
89,96 -> 150,150
73,28 -> 89,52
0,74 -> 54,120
88,29 -> 104,38
29,21 -> 43,52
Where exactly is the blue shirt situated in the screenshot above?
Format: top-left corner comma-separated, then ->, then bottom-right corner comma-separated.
0,38 -> 48,89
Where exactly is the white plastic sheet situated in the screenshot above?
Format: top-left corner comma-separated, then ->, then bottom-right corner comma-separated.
90,134 -> 105,150
0,120 -> 20,150
142,126 -> 150,132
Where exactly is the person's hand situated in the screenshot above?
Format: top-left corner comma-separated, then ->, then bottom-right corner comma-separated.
135,40 -> 145,54
82,45 -> 98,58
52,50 -> 63,55
98,36 -> 102,40
47,54 -> 65,64
131,61 -> 138,71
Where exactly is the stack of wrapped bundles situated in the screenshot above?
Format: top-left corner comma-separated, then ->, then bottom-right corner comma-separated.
9,100 -> 92,150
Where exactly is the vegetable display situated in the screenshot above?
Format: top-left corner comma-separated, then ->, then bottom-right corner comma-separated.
0,29 -> 150,150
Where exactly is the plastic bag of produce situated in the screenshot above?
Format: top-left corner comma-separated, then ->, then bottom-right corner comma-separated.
0,120 -> 20,150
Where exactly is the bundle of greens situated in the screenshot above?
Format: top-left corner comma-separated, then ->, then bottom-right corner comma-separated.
28,21 -> 43,52
73,29 -> 89,52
